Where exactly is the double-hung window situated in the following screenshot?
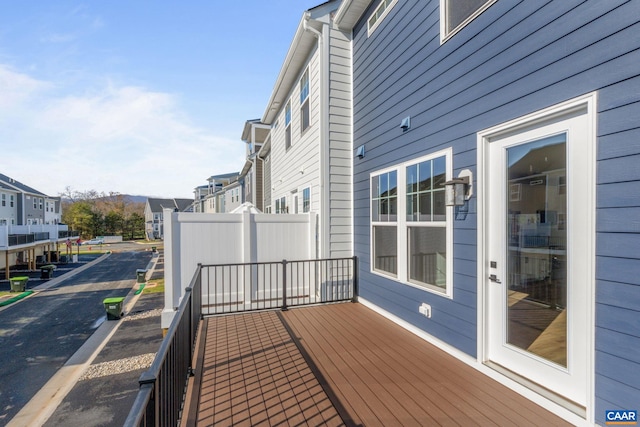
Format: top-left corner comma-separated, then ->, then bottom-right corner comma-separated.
371,148 -> 453,297
1,194 -> 5,207
275,196 -> 287,214
302,187 -> 310,213
299,68 -> 310,133
285,101 -> 292,150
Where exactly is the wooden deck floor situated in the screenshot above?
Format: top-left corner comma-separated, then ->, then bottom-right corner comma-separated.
186,303 -> 570,426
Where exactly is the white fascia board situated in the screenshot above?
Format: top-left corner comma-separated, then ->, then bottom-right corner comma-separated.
261,15 -> 328,125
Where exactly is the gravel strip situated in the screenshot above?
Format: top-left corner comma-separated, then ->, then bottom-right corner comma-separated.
123,308 -> 162,322
79,353 -> 156,381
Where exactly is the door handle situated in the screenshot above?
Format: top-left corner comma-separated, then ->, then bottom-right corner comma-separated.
489,274 -> 502,284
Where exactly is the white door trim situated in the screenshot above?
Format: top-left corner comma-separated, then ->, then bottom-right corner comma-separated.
476,92 -> 597,423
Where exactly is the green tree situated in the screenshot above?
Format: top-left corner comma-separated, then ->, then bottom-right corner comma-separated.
60,187 -> 146,240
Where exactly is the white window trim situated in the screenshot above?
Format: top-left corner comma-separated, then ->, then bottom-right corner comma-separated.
440,0 -> 497,44
285,100 -> 292,150
370,147 -> 454,298
368,0 -> 398,37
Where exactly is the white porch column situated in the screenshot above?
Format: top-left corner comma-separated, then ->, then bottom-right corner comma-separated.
161,208 -> 181,330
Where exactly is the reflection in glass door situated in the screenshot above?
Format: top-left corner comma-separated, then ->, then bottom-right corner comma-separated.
505,134 -> 567,367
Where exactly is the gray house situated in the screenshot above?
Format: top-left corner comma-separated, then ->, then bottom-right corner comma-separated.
144,198 -> 193,239
0,173 -> 60,225
335,0 -> 639,425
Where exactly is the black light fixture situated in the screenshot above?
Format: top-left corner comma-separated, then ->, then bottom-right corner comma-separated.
444,169 -> 473,206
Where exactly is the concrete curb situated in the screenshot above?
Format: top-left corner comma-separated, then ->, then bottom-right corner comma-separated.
7,252 -> 162,427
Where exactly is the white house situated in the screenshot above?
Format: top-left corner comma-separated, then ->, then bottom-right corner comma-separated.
260,0 -> 352,259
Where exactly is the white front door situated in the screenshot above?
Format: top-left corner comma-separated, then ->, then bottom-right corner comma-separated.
482,98 -> 595,409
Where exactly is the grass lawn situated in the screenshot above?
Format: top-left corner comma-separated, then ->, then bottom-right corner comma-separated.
143,278 -> 164,294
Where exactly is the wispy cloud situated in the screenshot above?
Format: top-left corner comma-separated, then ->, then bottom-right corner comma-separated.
40,33 -> 75,43
0,64 -> 244,198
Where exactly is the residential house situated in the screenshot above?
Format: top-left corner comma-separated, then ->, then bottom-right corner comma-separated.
192,185 -> 208,213
193,172 -> 238,213
0,173 -> 76,276
0,173 -> 59,225
240,119 -> 270,212
261,0 -> 352,259
222,178 -> 244,213
144,198 -> 193,239
335,0 -> 640,424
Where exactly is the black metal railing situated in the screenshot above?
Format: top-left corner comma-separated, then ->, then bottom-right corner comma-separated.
8,234 -> 36,246
124,256 -> 357,426
124,267 -> 202,427
201,256 -> 357,315
58,230 -> 79,238
33,232 -> 49,241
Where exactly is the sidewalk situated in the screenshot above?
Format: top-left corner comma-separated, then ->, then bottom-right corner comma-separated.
8,250 -> 166,427
44,292 -> 164,427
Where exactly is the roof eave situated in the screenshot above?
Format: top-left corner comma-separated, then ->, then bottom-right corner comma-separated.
334,0 -> 371,31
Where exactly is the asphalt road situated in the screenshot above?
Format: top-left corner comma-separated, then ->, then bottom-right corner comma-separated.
0,251 -> 153,425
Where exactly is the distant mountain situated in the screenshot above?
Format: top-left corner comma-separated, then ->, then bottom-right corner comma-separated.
61,194 -> 148,204
123,195 -> 147,204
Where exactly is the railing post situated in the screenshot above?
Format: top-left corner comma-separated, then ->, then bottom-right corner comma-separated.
138,371 -> 158,427
352,255 -> 359,303
281,260 -> 288,311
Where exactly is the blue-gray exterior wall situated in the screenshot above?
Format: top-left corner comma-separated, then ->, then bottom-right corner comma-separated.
351,0 -> 640,422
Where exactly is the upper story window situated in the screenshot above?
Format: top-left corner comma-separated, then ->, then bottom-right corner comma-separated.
33,198 -> 37,209
441,0 -> 496,42
302,187 -> 310,213
1,194 -> 5,207
300,68 -> 310,133
370,148 -> 453,297
285,101 -> 292,150
10,195 -> 14,207
368,0 -> 397,36
39,198 -> 43,210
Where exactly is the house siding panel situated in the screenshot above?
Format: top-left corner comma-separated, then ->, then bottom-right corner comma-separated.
328,24 -> 353,259
351,0 -> 640,421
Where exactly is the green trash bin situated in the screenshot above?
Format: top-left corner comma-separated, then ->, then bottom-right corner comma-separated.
103,297 -> 125,320
136,269 -> 147,283
41,265 -> 55,279
10,276 -> 29,292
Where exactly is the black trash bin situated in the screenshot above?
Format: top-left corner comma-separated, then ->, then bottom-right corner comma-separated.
136,269 -> 147,283
103,297 -> 125,320
10,276 -> 29,292
41,265 -> 55,279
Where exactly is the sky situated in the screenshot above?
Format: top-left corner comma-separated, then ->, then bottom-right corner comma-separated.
0,0 -> 324,199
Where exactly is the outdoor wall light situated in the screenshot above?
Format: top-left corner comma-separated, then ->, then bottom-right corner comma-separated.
400,116 -> 411,132
444,169 -> 473,206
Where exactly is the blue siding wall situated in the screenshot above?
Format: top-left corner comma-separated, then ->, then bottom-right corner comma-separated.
351,0 -> 640,422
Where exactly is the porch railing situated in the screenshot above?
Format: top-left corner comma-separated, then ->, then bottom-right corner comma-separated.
124,256 -> 357,426
201,256 -> 358,315
124,265 -> 202,427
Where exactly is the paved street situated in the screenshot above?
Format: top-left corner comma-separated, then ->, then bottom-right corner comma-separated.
0,251 -> 152,424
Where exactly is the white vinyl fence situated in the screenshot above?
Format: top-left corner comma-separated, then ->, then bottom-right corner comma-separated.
162,208 -> 317,328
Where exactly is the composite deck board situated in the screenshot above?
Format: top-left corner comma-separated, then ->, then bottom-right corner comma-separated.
323,304 -> 544,426
191,303 -> 571,426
